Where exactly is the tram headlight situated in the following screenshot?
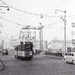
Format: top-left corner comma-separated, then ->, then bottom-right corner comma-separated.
29,51 -> 32,55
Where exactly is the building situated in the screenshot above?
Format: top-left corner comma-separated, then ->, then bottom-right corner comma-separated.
10,39 -> 48,52
48,39 -> 72,54
33,40 -> 48,52
10,39 -> 20,50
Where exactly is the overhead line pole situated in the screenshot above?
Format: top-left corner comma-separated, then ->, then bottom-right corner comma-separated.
55,9 -> 67,55
63,10 -> 67,55
39,14 -> 43,52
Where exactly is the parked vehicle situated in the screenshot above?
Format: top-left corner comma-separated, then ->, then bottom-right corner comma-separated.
2,49 -> 8,55
64,52 -> 75,64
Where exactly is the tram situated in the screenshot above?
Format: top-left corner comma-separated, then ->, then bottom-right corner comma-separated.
14,41 -> 33,60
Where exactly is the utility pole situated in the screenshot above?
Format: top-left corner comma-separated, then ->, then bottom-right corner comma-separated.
64,11 -> 67,54
39,22 -> 43,51
34,28 -> 36,53
72,23 -> 75,48
55,9 -> 67,55
39,14 -> 43,51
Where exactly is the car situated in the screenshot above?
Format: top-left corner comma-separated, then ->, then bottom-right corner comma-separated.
2,49 -> 8,55
64,52 -> 75,64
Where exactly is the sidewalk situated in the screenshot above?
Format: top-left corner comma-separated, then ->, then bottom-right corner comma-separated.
39,52 -> 63,60
43,54 -> 63,60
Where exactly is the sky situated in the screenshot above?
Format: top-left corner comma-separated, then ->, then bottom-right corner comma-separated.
0,0 -> 75,42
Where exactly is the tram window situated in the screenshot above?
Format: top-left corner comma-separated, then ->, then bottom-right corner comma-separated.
14,46 -> 18,51
25,44 -> 32,49
24,42 -> 33,50
22,45 -> 25,51
18,45 -> 20,51
18,45 -> 22,51
26,45 -> 30,48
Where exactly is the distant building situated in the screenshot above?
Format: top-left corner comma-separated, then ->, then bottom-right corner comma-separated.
48,40 -> 72,53
10,39 -> 48,51
10,39 -> 20,50
33,40 -> 48,51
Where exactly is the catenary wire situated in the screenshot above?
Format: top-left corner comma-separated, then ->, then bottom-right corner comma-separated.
46,0 -> 66,14
1,0 -> 75,18
0,0 -> 62,18
0,16 -> 63,28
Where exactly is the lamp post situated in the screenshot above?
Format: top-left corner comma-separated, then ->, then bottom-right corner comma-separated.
0,6 -> 9,10
72,22 -> 75,47
39,22 -> 43,51
39,14 -> 44,51
55,9 -> 67,55
34,28 -> 36,53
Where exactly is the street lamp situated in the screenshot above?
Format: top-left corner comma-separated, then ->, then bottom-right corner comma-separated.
39,14 -> 44,52
0,6 -> 9,10
55,9 -> 67,55
39,22 -> 43,52
0,5 -> 9,34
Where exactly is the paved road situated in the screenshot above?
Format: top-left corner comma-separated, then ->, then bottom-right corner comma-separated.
0,51 -> 75,75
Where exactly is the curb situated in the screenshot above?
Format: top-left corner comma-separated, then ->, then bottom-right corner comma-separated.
0,59 -> 5,71
43,55 -> 63,60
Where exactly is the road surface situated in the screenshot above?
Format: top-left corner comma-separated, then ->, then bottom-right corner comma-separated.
0,51 -> 75,75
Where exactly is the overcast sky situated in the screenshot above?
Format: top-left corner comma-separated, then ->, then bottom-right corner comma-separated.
0,0 -> 75,42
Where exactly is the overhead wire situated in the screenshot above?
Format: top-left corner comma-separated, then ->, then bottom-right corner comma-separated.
0,17 -> 25,26
46,0 -> 66,14
4,12 -> 27,26
1,0 -> 75,30
0,16 -> 63,29
4,12 -> 42,26
0,0 -> 40,16
42,20 -> 63,28
30,0 -> 66,26
1,11 -> 62,27
0,0 -> 61,18
1,0 -> 75,18
3,11 -> 75,18
31,18 -> 41,26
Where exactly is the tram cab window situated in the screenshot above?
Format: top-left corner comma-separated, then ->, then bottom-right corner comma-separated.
14,46 -> 18,51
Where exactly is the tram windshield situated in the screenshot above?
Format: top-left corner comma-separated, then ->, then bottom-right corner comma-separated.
25,42 -> 33,51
